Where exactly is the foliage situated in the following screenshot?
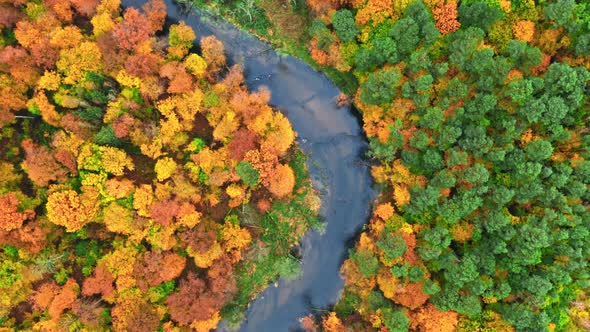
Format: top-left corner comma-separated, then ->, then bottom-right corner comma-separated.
291,0 -> 590,331
0,0 -> 319,330
332,9 -> 358,42
235,161 -> 259,187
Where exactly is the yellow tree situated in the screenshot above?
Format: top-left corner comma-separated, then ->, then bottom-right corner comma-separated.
185,53 -> 207,77
99,146 -> 135,176
168,21 -> 196,60
133,184 -> 154,217
268,164 -> 295,198
155,157 -> 178,182
55,41 -> 103,84
28,91 -> 61,126
200,35 -> 226,74
221,220 -> 252,260
261,112 -> 296,156
103,202 -> 135,235
513,20 -> 535,42
46,189 -> 98,232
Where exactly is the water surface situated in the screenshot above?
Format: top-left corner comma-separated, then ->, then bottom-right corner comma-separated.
120,1 -> 378,330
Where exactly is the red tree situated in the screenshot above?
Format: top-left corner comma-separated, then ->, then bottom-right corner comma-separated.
113,8 -> 152,51
143,0 -> 166,33
167,273 -> 226,325
0,193 -> 33,231
227,128 -> 258,160
82,263 -> 115,298
0,5 -> 21,29
133,251 -> 186,291
180,219 -> 217,255
21,138 -> 69,187
149,198 -> 181,226
71,0 -> 100,17
125,53 -> 161,78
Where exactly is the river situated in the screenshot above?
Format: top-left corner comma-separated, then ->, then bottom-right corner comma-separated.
120,1 -> 377,330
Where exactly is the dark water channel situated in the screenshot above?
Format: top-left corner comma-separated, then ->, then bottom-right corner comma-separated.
121,1 -> 378,330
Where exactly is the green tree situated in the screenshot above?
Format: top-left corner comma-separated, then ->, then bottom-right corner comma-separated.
458,1 -> 504,32
377,231 -> 407,261
331,9 -> 359,42
359,68 -> 401,105
382,308 -> 409,332
236,159 -> 260,187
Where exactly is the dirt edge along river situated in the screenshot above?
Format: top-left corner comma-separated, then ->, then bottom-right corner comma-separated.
121,1 -> 378,330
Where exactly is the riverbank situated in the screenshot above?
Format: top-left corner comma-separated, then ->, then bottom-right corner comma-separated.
175,0 -> 359,95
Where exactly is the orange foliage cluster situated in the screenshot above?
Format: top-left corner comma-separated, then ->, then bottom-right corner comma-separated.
433,0 -> 460,35
21,138 -> 69,187
133,251 -> 186,291
512,20 -> 535,42
167,272 -> 231,325
306,0 -> 341,17
410,303 -> 459,332
0,193 -> 32,231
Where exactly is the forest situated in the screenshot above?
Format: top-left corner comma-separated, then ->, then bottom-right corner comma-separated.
189,0 -> 590,331
298,0 -> 590,331
0,0 -> 322,330
1,0 -> 590,331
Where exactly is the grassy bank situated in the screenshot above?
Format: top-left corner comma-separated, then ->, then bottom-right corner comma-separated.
176,0 -> 359,95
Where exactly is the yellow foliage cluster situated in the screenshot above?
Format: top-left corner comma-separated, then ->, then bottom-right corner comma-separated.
221,221 -> 252,254
377,269 -> 399,300
191,147 -> 227,175
38,71 -> 61,91
133,184 -> 154,217
103,202 -> 135,235
116,69 -> 142,88
261,112 -> 296,156
213,111 -> 239,142
355,0 -> 395,26
268,164 -> 296,198
50,26 -> 84,49
185,53 -> 208,77
146,224 -> 178,250
28,91 -> 61,126
101,244 -> 139,290
91,0 -> 121,36
155,157 -> 178,182
513,20 -> 535,42
322,312 -> 345,332
46,189 -> 98,232
77,144 -> 135,176
56,41 -> 103,84
189,241 -> 223,268
393,184 -> 411,207
100,146 -> 135,176
191,312 -> 221,332
225,184 -> 247,207
374,203 -> 394,220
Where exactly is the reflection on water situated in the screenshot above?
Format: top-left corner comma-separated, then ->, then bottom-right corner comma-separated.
120,1 -> 378,330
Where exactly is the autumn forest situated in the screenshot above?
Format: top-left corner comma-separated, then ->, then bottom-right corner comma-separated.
1,0 -> 590,331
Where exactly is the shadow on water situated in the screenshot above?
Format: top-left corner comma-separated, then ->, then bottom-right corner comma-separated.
120,1 -> 378,330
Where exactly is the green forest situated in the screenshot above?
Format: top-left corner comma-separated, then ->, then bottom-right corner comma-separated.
1,0 -> 590,331
0,0 -> 320,330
